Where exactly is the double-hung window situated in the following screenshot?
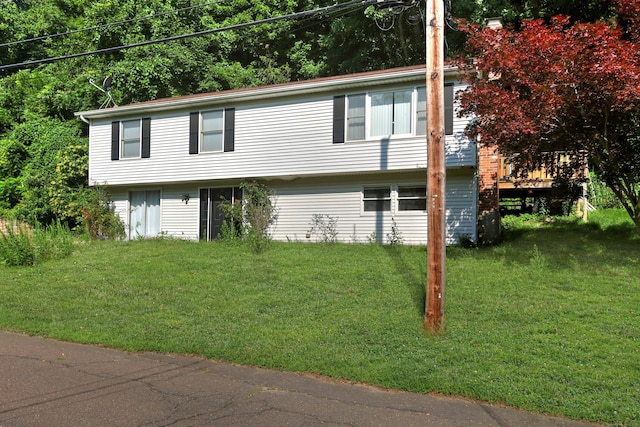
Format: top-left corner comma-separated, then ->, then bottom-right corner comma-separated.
189,108 -> 235,154
346,94 -> 366,141
122,120 -> 141,158
398,186 -> 427,211
363,187 -> 391,212
416,87 -> 427,137
201,110 -> 224,152
111,118 -> 151,160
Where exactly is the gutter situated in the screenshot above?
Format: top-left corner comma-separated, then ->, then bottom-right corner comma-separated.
75,65 -> 460,120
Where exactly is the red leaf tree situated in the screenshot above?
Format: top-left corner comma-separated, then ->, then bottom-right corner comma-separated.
458,4 -> 640,232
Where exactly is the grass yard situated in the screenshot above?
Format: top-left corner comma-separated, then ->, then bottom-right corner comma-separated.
1,209 -> 638,426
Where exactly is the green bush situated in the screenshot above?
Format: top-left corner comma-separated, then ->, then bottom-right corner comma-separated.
81,186 -> 125,240
0,224 -> 35,266
218,180 -> 277,253
32,222 -> 74,262
0,221 -> 75,267
589,172 -> 623,209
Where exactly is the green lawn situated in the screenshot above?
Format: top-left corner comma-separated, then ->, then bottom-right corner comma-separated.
1,209 -> 638,426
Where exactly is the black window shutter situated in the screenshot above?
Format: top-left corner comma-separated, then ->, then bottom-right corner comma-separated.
141,118 -> 151,158
111,121 -> 120,160
444,83 -> 454,135
189,112 -> 199,154
224,108 -> 235,152
333,95 -> 345,144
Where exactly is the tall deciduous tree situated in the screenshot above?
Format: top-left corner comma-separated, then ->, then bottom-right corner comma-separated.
458,4 -> 640,232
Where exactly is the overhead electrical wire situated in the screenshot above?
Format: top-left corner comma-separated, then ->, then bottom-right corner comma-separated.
0,0 -> 379,71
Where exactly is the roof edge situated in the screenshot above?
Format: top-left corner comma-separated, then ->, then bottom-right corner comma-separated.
76,65 -> 460,119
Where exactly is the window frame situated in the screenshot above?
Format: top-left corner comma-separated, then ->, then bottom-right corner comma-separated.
121,119 -> 142,159
361,184 -> 428,215
397,185 -> 427,212
362,186 -> 392,213
200,109 -> 225,153
111,118 -> 150,161
189,108 -> 235,154
339,83 -> 454,143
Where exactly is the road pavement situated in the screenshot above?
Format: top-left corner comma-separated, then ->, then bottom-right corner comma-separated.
0,332 -> 603,426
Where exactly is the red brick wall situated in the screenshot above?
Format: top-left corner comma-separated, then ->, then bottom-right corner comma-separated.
478,141 -> 500,214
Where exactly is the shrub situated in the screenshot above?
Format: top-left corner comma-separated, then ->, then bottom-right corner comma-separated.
32,222 -> 74,262
0,224 -> 35,266
0,221 -> 76,267
218,180 -> 278,253
82,186 -> 125,240
589,172 -> 623,209
386,217 -> 404,245
308,213 -> 339,243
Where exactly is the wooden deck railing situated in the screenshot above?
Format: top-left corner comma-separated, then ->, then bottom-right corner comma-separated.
498,153 -> 586,190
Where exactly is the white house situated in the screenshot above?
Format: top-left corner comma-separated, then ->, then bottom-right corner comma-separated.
75,65 -> 480,245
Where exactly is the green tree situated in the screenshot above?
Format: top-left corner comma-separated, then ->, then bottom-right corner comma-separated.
458,7 -> 640,233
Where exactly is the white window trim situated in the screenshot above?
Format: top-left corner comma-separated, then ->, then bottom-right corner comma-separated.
396,183 -> 428,214
361,184 -> 395,215
120,119 -> 142,159
199,109 -> 225,153
360,184 -> 427,216
346,86 -> 423,143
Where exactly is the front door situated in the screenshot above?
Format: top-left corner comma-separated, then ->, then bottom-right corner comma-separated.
199,187 -> 241,240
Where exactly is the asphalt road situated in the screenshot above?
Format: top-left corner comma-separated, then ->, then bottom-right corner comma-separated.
0,332 -> 603,427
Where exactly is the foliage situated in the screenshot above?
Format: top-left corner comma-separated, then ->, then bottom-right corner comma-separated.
452,0 -> 615,25
0,210 -> 637,426
589,172 -> 623,209
0,0 -> 627,230
386,217 -> 404,245
81,186 -> 125,240
31,221 -> 74,263
0,224 -> 34,266
7,118 -> 88,227
0,177 -> 22,210
218,180 -> 277,253
458,5 -> 640,234
308,213 -> 339,243
0,221 -> 74,266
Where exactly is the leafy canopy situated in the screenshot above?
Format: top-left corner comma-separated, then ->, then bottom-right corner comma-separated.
458,2 -> 640,233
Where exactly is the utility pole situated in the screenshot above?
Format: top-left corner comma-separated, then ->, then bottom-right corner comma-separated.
424,0 -> 445,333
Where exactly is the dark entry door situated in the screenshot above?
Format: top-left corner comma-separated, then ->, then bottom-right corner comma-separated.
199,187 -> 240,240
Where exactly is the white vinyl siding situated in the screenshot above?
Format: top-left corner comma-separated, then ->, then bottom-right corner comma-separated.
87,83 -> 474,187
105,172 -> 475,245
83,68 -> 478,246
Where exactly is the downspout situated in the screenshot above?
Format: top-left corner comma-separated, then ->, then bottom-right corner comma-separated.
79,114 -> 90,124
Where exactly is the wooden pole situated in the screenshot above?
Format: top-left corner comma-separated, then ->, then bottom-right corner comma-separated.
424,0 -> 446,333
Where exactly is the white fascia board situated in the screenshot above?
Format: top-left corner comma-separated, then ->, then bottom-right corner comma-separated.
75,66 -> 459,120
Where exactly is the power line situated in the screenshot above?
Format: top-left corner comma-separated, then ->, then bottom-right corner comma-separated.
0,0 -> 227,48
0,0 -> 372,72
